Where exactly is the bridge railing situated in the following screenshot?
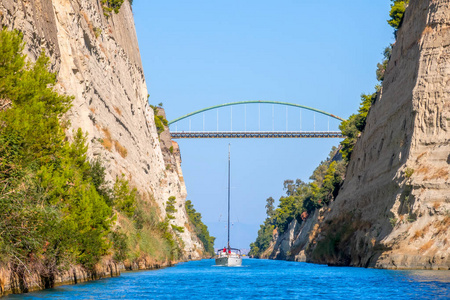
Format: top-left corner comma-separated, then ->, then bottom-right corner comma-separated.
167,101 -> 346,138
171,131 -> 344,139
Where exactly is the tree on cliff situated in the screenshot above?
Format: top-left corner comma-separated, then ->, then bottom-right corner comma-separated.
185,200 -> 216,256
388,0 -> 410,31
249,152 -> 345,257
265,197 -> 275,218
0,29 -> 154,283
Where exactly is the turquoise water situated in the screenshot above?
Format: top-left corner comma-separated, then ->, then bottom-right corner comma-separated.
6,259 -> 450,299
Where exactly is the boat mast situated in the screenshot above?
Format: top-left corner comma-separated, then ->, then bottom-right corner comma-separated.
227,143 -> 231,250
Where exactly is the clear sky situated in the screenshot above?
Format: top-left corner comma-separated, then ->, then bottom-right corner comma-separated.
133,0 -> 394,249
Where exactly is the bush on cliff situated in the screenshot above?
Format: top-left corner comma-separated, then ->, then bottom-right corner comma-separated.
251,0 -> 410,260
388,0 -> 409,30
112,194 -> 182,263
249,149 -> 345,257
0,28 -> 183,282
339,44 -> 391,162
186,200 -> 216,256
339,92 -> 376,162
150,105 -> 169,136
0,28 -> 113,274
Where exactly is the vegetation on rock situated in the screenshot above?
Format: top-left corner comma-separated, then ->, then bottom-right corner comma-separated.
185,200 -> 216,256
0,29 -> 191,287
150,105 -> 169,136
250,0 -> 412,261
339,44 -> 392,162
0,28 -> 110,274
388,0 -> 410,31
101,0 -> 133,17
249,148 -> 345,257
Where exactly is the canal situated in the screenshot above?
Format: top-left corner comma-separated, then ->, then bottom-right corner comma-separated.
5,259 -> 450,299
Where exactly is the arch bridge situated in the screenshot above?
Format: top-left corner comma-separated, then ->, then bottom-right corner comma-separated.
168,100 -> 345,139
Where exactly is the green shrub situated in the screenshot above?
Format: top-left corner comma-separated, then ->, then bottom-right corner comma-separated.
249,150 -> 345,257
111,230 -> 128,262
0,28 -> 116,272
376,45 -> 392,82
339,92 -> 376,162
113,174 -> 137,218
390,217 -> 398,227
94,27 -> 102,38
171,224 -> 185,233
166,196 -> 177,216
185,200 -> 215,256
102,0 -> 124,16
388,1 -> 409,30
150,105 -> 168,135
404,168 -> 414,179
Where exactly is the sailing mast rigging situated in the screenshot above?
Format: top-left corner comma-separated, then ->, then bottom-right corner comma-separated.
215,143 -> 242,266
227,143 -> 231,250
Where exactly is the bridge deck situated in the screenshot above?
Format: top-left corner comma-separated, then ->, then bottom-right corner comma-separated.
171,131 -> 344,139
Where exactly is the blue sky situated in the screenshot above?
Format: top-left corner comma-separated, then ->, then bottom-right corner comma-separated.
133,0 -> 394,249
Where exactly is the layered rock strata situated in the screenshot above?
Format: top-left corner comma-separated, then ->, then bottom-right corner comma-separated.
1,257 -> 173,296
263,0 -> 450,269
260,209 -> 322,262
0,0 -> 204,294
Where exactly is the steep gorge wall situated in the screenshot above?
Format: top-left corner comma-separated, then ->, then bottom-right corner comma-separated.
263,0 -> 450,269
0,0 -> 203,263
309,0 -> 450,269
260,209 -> 322,262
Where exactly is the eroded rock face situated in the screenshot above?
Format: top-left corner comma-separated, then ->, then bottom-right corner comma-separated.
260,0 -> 449,270
307,0 -> 450,269
0,0 -> 203,261
260,209 -> 322,263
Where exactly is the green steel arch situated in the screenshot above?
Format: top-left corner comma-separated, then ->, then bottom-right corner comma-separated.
168,100 -> 345,125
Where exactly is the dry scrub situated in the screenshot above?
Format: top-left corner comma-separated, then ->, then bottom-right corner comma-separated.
81,11 -> 95,36
430,168 -> 449,180
432,202 -> 441,210
416,152 -> 427,162
101,127 -> 113,151
419,240 -> 433,253
416,166 -> 430,175
412,229 -> 425,241
435,215 -> 450,235
114,140 -> 128,158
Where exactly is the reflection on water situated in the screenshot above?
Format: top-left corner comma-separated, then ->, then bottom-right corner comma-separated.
401,270 -> 450,283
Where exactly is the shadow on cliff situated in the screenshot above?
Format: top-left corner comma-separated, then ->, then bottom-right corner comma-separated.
304,0 -> 428,267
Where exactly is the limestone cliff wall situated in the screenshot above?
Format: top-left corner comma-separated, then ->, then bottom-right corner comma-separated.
261,0 -> 449,270
0,0 -> 203,262
1,256 -> 173,296
306,0 -> 450,269
260,209 -> 322,262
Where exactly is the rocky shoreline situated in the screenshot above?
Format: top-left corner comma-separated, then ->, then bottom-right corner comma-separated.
0,257 -> 179,297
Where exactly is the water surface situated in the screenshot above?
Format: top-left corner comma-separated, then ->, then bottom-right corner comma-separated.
6,259 -> 450,299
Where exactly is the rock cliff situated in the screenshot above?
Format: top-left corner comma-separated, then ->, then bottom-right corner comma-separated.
262,0 -> 450,269
260,209 -> 322,262
0,0 -> 203,263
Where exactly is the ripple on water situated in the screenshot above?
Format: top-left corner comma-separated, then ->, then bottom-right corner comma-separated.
4,259 -> 450,299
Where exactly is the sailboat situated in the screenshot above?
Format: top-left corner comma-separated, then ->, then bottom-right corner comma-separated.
215,144 -> 242,267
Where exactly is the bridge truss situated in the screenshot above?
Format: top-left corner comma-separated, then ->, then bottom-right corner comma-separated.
171,131 -> 344,139
168,100 -> 346,139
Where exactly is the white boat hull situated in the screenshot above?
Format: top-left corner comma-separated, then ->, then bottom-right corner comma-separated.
215,256 -> 242,266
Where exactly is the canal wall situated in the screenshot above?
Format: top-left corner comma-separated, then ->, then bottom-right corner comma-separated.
268,0 -> 450,270
0,0 -> 203,259
0,0 -> 205,296
0,257 -> 175,296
